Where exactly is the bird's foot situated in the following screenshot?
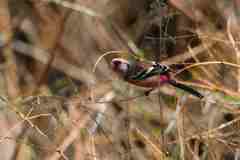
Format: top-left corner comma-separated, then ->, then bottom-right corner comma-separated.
144,88 -> 154,96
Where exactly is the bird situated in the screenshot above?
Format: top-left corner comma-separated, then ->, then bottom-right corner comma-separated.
111,58 -> 204,99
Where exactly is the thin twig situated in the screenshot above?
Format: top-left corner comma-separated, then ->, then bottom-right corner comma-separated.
43,0 -> 102,18
227,15 -> 240,92
176,95 -> 187,160
174,61 -> 240,76
135,128 -> 167,159
162,41 -> 215,64
46,91 -> 114,160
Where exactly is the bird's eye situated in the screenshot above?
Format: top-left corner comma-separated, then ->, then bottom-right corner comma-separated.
115,61 -> 121,65
112,60 -> 121,67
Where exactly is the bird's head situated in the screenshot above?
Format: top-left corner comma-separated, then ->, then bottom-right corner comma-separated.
111,58 -> 130,75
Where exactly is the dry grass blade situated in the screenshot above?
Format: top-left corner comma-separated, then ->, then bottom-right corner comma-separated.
227,15 -> 240,92
162,41 -> 215,64
169,117 -> 240,144
44,0 -> 102,18
135,128 -> 168,160
174,61 -> 240,76
176,96 -> 187,160
11,40 -> 96,84
0,0 -> 20,99
92,50 -> 125,73
46,91 -> 114,160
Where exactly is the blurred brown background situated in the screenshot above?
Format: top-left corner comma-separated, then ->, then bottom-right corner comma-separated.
0,0 -> 240,159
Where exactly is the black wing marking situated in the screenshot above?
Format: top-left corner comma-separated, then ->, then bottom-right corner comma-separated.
129,63 -> 170,80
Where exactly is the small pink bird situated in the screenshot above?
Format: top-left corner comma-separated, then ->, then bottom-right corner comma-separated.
111,58 -> 203,99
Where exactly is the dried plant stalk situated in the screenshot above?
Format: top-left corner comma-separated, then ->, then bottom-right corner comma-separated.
0,0 -> 20,99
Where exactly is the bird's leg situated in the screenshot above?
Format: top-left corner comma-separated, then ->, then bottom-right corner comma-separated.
144,88 -> 155,96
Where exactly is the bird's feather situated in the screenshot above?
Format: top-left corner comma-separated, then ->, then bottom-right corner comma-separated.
168,80 -> 204,99
127,61 -> 170,81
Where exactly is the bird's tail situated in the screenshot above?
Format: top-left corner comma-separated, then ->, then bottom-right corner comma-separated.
168,80 -> 204,99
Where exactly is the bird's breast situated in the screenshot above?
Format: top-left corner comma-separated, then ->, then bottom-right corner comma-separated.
126,75 -> 170,88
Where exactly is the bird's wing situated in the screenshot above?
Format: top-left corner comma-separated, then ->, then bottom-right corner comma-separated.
129,63 -> 169,81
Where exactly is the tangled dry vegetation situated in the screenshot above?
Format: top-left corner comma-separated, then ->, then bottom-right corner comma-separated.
0,0 -> 240,159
